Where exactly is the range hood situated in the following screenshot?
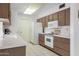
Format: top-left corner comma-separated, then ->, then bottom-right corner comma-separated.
0,18 -> 9,23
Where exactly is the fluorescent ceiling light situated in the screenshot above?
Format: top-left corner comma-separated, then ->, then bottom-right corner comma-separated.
24,7 -> 38,15
24,4 -> 42,15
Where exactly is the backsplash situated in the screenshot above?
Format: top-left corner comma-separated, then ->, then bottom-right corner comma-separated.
45,25 -> 70,37
59,26 -> 70,37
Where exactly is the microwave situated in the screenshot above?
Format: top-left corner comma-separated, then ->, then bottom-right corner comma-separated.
48,20 -> 58,28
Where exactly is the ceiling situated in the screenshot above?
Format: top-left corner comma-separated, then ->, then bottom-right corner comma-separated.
11,3 -> 47,15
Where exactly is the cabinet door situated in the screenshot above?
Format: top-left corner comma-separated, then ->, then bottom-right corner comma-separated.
53,12 -> 59,20
0,3 -> 10,25
58,10 -> 66,26
54,36 -> 70,51
0,3 -> 9,19
37,19 -> 42,22
42,17 -> 47,27
0,49 -> 10,56
39,34 -> 45,46
44,16 -> 48,27
53,46 -> 70,56
9,46 -> 26,56
48,14 -> 53,21
53,36 -> 70,56
41,17 -> 44,27
66,8 -> 70,25
0,4 -> 3,18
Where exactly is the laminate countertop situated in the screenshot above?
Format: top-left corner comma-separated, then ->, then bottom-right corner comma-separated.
0,33 -> 26,49
53,34 -> 70,39
39,33 -> 70,39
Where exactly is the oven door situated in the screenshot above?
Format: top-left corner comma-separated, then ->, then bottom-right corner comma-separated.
45,35 -> 53,48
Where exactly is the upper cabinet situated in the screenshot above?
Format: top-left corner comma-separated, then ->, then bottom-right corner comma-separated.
37,19 -> 41,22
66,8 -> 70,25
37,16 -> 48,27
0,3 -> 11,24
37,8 -> 70,27
42,17 -> 48,27
45,16 -> 48,27
48,14 -> 53,22
53,12 -> 59,21
58,9 -> 66,26
58,8 -> 70,26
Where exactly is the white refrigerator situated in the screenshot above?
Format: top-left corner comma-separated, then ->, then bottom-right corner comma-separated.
31,22 -> 43,44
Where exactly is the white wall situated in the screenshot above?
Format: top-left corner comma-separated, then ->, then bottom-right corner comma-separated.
33,3 -> 70,19
70,3 -> 79,56
10,4 -> 34,42
17,18 -> 33,42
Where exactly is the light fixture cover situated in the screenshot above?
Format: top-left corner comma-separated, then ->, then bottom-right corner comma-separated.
24,4 -> 42,15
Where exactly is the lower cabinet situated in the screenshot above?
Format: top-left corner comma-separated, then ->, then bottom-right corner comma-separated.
39,34 -> 70,56
53,46 -> 69,56
39,34 -> 45,47
0,49 -> 9,56
0,46 -> 26,56
53,36 -> 70,56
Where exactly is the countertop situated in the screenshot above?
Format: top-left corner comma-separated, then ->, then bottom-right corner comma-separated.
39,33 -> 70,39
53,34 -> 70,39
0,33 -> 26,49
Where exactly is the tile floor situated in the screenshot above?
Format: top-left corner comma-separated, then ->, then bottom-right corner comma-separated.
26,42 -> 58,56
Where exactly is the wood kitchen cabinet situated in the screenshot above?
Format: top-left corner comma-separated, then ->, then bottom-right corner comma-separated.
44,16 -> 48,27
37,16 -> 48,27
48,14 -> 53,21
39,34 -> 45,47
0,49 -> 9,56
40,18 -> 44,28
38,17 -> 48,28
0,46 -> 26,56
53,12 -> 59,20
37,19 -> 42,22
58,9 -> 66,26
66,8 -> 70,25
53,36 -> 70,56
58,8 -> 70,26
9,46 -> 26,56
43,17 -> 48,27
0,3 -> 11,24
37,8 -> 70,27
37,17 -> 46,33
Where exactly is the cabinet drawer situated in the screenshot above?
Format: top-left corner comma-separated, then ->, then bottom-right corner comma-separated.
54,42 -> 70,52
54,36 -> 70,44
0,49 -> 10,56
53,46 -> 70,56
